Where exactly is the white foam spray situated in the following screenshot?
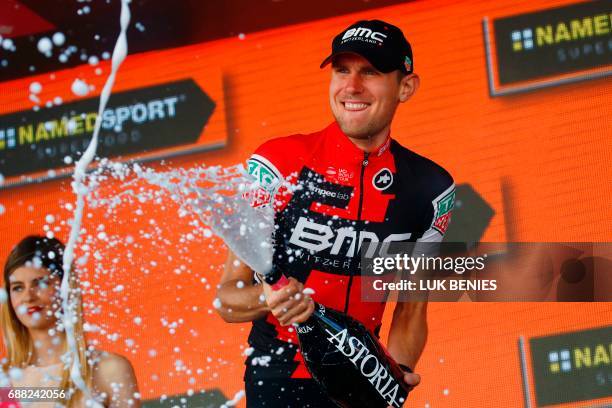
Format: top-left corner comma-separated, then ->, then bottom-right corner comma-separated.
221,390 -> 245,408
60,0 -> 131,405
71,78 -> 90,96
37,37 -> 53,55
130,164 -> 276,274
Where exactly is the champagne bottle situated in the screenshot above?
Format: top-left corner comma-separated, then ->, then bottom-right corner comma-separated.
265,271 -> 411,408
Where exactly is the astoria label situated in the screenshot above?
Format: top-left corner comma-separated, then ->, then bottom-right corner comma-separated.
325,328 -> 402,407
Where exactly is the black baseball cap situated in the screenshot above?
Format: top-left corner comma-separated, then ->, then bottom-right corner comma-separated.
320,19 -> 413,74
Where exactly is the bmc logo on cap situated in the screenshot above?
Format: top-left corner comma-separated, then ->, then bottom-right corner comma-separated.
342,27 -> 387,43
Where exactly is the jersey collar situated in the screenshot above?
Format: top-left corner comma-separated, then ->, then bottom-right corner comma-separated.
324,122 -> 392,164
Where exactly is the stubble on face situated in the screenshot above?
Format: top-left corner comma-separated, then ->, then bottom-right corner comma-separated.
334,109 -> 389,141
329,54 -> 401,144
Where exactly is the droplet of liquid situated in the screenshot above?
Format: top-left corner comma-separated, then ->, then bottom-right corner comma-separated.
37,37 -> 53,54
71,78 -> 90,96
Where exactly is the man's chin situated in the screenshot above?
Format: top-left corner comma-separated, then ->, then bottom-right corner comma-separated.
337,122 -> 371,140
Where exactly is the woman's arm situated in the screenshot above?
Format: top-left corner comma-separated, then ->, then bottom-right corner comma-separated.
92,352 -> 140,408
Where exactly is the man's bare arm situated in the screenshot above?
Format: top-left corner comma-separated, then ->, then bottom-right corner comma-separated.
216,249 -> 315,325
215,250 -> 269,322
386,301 -> 428,369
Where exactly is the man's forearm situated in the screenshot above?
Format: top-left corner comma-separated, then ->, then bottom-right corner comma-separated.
386,302 -> 428,369
216,280 -> 269,323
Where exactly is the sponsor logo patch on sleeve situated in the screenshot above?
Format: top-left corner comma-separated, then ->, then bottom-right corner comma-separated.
432,186 -> 455,235
245,154 -> 283,208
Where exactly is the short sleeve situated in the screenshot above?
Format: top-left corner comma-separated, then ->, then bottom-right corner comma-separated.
417,183 -> 455,243
244,137 -> 287,209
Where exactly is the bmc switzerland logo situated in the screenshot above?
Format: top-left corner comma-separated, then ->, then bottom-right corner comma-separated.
342,27 -> 387,44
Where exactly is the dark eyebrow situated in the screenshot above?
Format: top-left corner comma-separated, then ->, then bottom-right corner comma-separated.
9,276 -> 47,286
359,65 -> 378,73
330,62 -> 378,73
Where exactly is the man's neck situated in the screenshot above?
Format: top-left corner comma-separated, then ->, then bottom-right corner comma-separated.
347,127 -> 390,153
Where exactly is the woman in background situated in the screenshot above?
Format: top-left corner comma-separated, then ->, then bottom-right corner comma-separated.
1,235 -> 140,407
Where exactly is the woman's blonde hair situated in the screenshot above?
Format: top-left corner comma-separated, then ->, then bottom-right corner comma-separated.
1,235 -> 92,406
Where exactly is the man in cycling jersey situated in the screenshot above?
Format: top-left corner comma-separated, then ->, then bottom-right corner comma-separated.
216,19 -> 454,407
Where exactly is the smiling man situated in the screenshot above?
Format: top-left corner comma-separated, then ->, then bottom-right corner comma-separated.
216,19 -> 455,407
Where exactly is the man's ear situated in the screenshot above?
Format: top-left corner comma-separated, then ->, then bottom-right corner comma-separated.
399,73 -> 420,103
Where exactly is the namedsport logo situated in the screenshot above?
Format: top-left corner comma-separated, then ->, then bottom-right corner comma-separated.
547,342 -> 612,374
510,13 -> 611,53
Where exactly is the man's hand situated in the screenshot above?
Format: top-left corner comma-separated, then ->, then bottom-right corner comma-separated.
263,277 -> 315,326
402,371 -> 421,390
387,371 -> 421,408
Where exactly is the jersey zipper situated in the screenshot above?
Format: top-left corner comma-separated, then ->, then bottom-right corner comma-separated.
344,151 -> 369,314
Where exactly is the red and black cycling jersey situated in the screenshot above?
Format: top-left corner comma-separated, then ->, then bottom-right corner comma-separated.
244,122 -> 455,380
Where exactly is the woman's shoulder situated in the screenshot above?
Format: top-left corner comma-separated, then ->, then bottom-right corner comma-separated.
90,350 -> 139,406
91,350 -> 135,375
